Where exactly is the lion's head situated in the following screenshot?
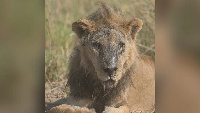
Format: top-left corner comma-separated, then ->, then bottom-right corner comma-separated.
72,3 -> 142,88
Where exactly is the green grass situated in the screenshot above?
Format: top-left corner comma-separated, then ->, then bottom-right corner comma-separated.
45,0 -> 155,83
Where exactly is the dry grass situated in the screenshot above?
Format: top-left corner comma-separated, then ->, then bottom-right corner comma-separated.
45,0 -> 155,97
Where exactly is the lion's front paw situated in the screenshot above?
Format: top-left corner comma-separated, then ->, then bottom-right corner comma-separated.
103,106 -> 129,113
48,104 -> 96,113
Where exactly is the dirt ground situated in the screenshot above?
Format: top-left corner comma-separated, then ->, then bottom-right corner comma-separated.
45,80 -> 69,112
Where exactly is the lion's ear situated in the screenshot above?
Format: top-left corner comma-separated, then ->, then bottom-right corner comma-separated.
72,19 -> 94,38
124,18 -> 143,39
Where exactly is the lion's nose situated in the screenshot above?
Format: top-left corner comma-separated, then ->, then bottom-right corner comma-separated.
103,67 -> 118,76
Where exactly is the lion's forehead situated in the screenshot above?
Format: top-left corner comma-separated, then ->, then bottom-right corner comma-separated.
89,27 -> 126,43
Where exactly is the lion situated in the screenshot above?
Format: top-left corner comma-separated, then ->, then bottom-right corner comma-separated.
48,2 -> 155,113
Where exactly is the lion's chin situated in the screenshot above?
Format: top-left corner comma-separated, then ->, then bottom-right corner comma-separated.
102,79 -> 117,89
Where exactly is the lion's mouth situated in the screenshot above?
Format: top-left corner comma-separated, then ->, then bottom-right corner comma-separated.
102,79 -> 116,89
105,79 -> 115,84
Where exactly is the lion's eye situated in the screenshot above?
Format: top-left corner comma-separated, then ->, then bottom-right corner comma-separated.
118,42 -> 125,48
93,42 -> 101,49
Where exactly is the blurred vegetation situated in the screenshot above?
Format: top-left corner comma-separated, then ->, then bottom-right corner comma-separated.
45,0 -> 155,83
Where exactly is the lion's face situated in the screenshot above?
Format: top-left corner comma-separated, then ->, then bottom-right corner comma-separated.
82,27 -> 133,88
72,17 -> 142,88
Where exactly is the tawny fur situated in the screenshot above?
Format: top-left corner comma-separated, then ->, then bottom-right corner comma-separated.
49,2 -> 155,113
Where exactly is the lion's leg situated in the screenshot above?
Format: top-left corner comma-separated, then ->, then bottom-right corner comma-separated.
102,106 -> 130,113
65,96 -> 93,107
48,104 -> 96,113
48,96 -> 95,113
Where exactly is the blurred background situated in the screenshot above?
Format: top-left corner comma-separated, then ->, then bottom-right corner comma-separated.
1,0 -> 200,113
45,0 -> 155,103
0,0 -> 44,113
156,0 -> 200,113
